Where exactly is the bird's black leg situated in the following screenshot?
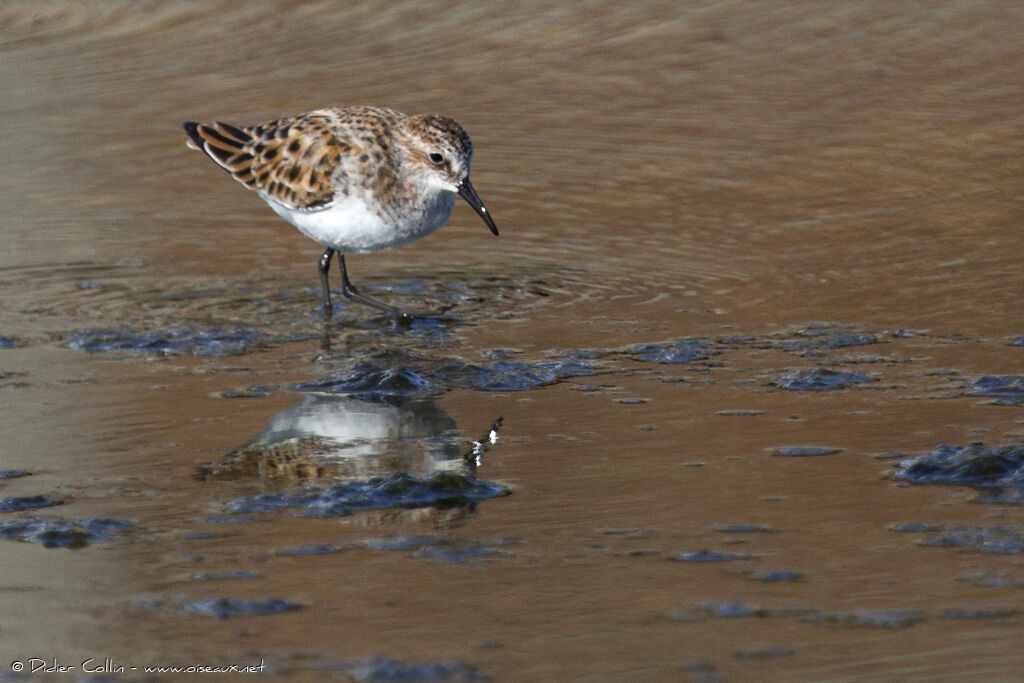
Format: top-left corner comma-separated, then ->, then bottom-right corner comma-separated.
318,247 -> 335,316
337,253 -> 411,324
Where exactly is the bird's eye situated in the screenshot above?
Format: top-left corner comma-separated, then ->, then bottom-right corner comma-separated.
428,152 -> 444,165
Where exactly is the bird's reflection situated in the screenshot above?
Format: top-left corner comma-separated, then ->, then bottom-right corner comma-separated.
198,393 -> 469,486
255,394 -> 460,465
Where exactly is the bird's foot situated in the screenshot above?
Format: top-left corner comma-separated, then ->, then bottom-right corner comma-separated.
391,304 -> 459,326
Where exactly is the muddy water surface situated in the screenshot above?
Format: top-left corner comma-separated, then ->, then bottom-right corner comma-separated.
1,2 -> 1024,681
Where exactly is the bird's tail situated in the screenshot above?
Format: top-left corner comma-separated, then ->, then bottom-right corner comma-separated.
183,121 -> 258,189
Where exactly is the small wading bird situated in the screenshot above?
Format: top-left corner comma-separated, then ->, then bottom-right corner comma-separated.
183,106 -> 498,322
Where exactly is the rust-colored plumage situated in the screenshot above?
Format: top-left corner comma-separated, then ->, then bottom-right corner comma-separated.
183,106 -> 498,321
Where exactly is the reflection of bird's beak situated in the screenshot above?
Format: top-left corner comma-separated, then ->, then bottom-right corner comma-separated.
457,177 -> 499,236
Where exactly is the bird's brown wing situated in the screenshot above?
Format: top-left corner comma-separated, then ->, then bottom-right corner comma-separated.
183,112 -> 353,210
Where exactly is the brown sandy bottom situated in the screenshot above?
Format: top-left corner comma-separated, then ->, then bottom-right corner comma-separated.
2,273 -> 1023,682
2,1 -> 1024,681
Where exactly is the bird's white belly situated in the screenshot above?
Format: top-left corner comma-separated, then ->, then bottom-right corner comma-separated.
264,192 -> 456,254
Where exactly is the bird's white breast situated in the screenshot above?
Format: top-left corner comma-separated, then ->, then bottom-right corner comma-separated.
262,190 -> 457,254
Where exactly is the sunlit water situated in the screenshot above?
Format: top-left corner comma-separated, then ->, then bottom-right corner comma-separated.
1,2 -> 1023,680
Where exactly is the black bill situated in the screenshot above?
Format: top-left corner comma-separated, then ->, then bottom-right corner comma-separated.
457,177 -> 499,236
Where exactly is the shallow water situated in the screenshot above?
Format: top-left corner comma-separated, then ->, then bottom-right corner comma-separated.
2,2 -> 1024,681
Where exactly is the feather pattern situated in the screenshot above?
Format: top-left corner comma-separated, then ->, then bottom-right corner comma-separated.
185,106 -> 496,248
182,105 -> 499,316
183,109 -> 394,211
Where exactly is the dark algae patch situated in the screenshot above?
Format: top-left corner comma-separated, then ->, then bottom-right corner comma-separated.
753,570 -> 805,583
772,446 -> 843,457
297,363 -> 439,400
773,368 -> 875,391
806,609 -> 924,629
697,602 -> 767,618
280,328 -> 899,405
277,544 -> 345,556
889,522 -> 943,533
431,355 -> 600,391
180,597 -> 302,619
0,516 -> 131,548
967,375 -> 1024,405
917,526 -> 1024,554
0,495 -> 60,513
714,524 -> 778,533
621,340 -> 716,364
958,572 -> 1021,588
364,534 -> 443,551
414,542 -> 496,564
362,534 -> 500,563
772,325 -> 877,355
65,327 -> 263,356
671,550 -> 754,562
302,349 -> 600,396
228,472 -> 509,517
894,443 -> 1024,488
201,515 -> 259,524
892,443 -> 1024,505
192,571 -> 261,581
335,656 -> 488,682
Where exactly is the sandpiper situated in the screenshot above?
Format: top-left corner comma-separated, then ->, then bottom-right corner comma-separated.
183,106 -> 498,321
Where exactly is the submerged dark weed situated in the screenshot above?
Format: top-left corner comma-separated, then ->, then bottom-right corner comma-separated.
181,597 -> 302,619
774,368 -> 875,391
66,327 -> 263,356
967,375 -> 1024,405
895,443 -> 1024,488
0,516 -> 131,548
228,472 -> 508,517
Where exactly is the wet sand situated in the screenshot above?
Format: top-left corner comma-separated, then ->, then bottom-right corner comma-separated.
1,2 -> 1023,681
